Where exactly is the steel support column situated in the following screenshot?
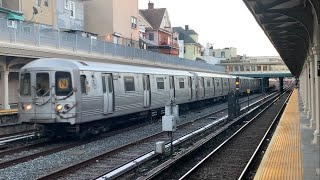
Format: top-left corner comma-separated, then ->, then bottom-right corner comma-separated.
312,45 -> 320,144
0,71 -> 10,109
279,77 -> 284,91
303,64 -> 309,113
309,55 -> 315,127
307,60 -> 311,119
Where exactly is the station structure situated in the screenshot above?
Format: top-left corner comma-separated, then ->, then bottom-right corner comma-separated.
0,0 -> 319,178
243,0 -> 319,179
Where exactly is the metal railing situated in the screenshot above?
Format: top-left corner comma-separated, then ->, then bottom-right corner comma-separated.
0,18 -> 224,72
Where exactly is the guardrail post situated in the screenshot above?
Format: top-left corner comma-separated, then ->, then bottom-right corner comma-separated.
38,25 -> 40,46
103,41 -> 106,55
133,47 -> 135,60
75,34 -> 77,52
90,38 -> 93,53
57,30 -> 60,49
14,27 -> 17,43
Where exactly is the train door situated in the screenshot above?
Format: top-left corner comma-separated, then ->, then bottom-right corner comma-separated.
188,77 -> 193,100
143,75 -> 151,107
169,76 -> 175,99
34,71 -> 53,119
102,73 -> 114,114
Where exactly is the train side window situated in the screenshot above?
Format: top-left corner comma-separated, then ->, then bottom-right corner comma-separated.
20,73 -> 31,96
36,73 -> 50,96
124,76 -> 135,92
102,76 -> 106,93
216,80 -> 220,87
108,75 -> 113,93
81,75 -> 87,94
179,78 -> 185,89
207,79 -> 210,87
55,72 -> 73,96
156,77 -> 165,90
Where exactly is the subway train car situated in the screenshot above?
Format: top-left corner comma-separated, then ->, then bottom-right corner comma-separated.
18,58 -> 260,136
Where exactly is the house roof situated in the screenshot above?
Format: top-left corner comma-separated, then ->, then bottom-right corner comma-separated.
173,26 -> 198,44
139,8 -> 166,29
185,29 -> 198,35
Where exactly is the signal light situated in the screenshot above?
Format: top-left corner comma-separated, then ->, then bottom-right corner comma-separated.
236,77 -> 240,89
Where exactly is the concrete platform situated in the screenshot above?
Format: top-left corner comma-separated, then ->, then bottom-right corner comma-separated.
254,89 -> 320,180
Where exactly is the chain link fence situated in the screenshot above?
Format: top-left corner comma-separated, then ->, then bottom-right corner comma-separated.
0,18 -> 224,72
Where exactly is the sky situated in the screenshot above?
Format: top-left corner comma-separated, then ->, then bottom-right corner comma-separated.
138,0 -> 279,57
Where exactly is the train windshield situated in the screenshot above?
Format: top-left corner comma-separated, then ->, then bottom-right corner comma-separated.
20,73 -> 31,96
36,73 -> 50,96
55,71 -> 73,96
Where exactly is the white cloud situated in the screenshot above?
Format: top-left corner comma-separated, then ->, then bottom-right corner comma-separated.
139,0 -> 279,56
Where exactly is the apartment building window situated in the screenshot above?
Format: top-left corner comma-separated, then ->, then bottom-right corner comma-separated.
65,0 -> 69,9
212,52 -> 215,57
7,20 -> 17,29
36,0 -> 41,7
131,17 -> 137,29
70,1 -> 75,19
221,51 -> 225,58
44,0 -> 48,6
149,33 -> 154,41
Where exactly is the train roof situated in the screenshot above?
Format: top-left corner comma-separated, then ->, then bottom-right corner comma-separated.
22,58 -> 193,76
21,58 -> 255,79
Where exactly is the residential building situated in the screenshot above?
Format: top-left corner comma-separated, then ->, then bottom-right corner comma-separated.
21,0 -> 85,31
138,2 -> 179,56
209,47 -> 237,60
84,0 -> 139,47
173,25 -> 202,60
56,0 -> 85,31
0,0 -> 23,28
21,0 -> 55,27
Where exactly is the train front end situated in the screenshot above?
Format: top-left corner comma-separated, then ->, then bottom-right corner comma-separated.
18,61 -> 77,128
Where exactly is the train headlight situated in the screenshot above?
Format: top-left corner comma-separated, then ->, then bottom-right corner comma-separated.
22,104 -> 32,111
55,104 -> 63,112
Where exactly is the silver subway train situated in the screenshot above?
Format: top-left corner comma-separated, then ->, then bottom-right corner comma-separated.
18,58 -> 260,135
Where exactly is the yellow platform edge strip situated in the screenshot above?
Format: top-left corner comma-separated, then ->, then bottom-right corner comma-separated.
254,89 -> 302,180
0,109 -> 18,115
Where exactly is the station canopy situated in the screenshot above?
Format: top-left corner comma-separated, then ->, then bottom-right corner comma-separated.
243,0 -> 320,76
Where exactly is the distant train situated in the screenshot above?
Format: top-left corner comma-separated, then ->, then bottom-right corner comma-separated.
18,58 -> 260,136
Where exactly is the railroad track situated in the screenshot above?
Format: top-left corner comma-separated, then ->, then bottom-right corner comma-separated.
179,90 -> 291,180
135,89 -> 292,180
35,92 -> 278,179
0,131 -> 37,148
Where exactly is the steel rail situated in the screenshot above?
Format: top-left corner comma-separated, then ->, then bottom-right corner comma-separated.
36,92 -> 272,180
179,89 -> 291,179
237,90 -> 293,179
94,91 -> 282,180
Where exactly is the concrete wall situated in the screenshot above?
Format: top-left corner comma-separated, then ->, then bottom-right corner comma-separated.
84,0 -> 113,40
112,0 -> 139,41
21,0 -> 55,26
1,0 -> 20,11
56,0 -> 84,30
84,0 -> 139,41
